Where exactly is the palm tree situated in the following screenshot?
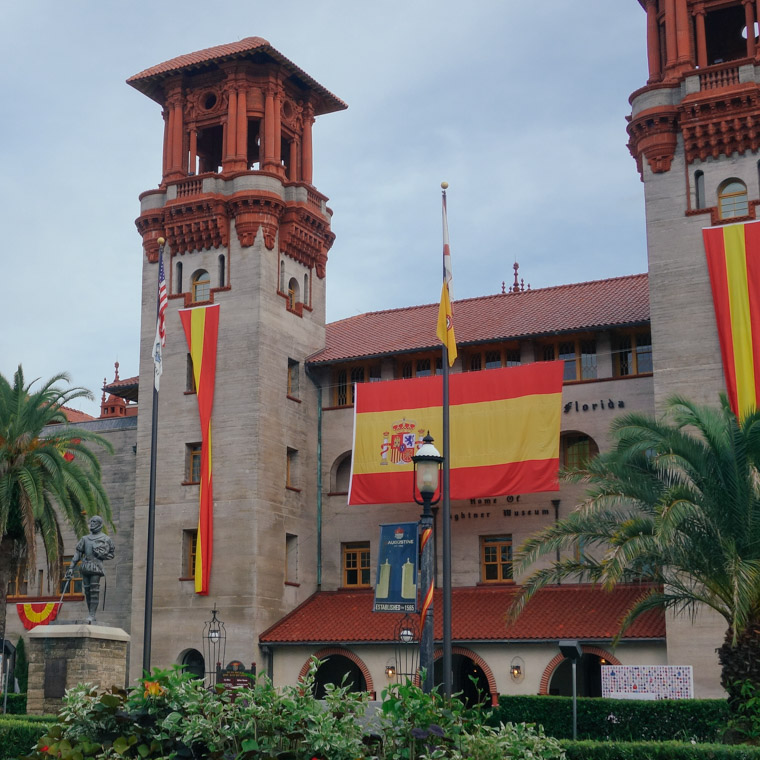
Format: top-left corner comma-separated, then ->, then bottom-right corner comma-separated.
0,366 -> 112,641
510,395 -> 760,707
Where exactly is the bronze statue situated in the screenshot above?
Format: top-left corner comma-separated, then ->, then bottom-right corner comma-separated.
66,515 -> 115,624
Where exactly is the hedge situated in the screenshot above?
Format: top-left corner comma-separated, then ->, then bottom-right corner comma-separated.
488,695 -> 729,742
0,717 -> 54,760
562,740 -> 760,760
0,693 -> 28,715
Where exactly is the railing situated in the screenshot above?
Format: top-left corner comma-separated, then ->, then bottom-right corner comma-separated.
700,63 -> 740,91
176,177 -> 204,197
306,188 -> 322,210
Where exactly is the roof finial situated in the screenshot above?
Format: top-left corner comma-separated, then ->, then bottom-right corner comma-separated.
101,379 -> 107,404
114,361 -> 120,382
511,262 -> 521,293
501,280 -> 506,295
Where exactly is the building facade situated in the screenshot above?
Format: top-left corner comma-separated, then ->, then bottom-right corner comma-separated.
10,2 -> 760,700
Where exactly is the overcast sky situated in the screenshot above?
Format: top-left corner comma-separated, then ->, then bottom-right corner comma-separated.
1,1 -> 649,415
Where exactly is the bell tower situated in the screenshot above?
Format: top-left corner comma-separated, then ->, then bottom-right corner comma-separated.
629,0 -> 760,411
628,1 -> 760,696
127,39 -> 346,680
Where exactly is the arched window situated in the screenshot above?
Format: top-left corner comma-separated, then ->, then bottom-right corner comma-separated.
288,277 -> 299,310
560,432 -> 599,470
179,648 -> 205,679
176,261 -> 183,294
191,269 -> 210,303
695,170 -> 705,210
218,254 -> 225,288
718,178 -> 749,219
331,452 -> 352,494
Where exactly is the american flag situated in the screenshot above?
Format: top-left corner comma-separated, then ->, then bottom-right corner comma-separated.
151,244 -> 168,390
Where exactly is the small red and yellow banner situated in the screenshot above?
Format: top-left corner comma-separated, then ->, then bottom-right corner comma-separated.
703,221 -> 760,417
349,362 -> 563,505
180,303 -> 220,595
17,602 -> 61,630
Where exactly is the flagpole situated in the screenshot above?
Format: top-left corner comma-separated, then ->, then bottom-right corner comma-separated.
440,183 -> 453,699
143,237 -> 165,675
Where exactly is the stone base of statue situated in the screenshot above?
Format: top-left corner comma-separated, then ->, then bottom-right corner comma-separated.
26,625 -> 130,715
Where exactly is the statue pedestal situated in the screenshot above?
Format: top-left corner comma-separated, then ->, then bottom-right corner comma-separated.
26,625 -> 130,715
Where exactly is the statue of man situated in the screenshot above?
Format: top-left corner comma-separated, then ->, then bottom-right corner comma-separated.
66,515 -> 115,624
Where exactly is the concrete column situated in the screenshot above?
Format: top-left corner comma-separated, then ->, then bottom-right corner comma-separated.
646,0 -> 662,81
745,1 -> 756,58
675,0 -> 691,64
226,87 -> 238,164
695,7 -> 708,68
273,88 -> 282,168
301,103 -> 314,185
264,86 -> 275,167
236,88 -> 248,162
665,0 -> 678,68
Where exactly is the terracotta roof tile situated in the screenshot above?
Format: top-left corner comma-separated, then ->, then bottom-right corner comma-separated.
103,375 -> 139,404
309,274 -> 649,365
127,37 -> 347,114
60,406 -> 96,424
260,584 -> 664,644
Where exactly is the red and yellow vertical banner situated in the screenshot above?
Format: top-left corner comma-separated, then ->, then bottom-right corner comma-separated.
180,303 -> 220,594
703,221 -> 760,418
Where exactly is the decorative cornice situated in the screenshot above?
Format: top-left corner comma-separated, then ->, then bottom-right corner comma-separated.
627,106 -> 679,176
280,206 -> 335,278
228,192 -> 285,249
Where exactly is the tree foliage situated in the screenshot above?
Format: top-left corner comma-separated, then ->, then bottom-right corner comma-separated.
511,395 -> 760,702
0,365 -> 112,626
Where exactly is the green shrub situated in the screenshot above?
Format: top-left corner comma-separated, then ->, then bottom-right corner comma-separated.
0,693 -> 28,715
0,717 -> 54,760
562,739 -> 760,760
14,638 -> 28,694
488,695 -> 729,742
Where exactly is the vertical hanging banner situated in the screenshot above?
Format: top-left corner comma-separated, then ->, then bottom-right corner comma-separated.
180,303 -> 220,595
704,221 -> 760,418
349,362 -> 564,505
374,523 -> 419,612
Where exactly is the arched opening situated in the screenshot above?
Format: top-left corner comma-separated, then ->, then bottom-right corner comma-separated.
303,273 -> 309,307
313,654 -> 367,699
288,277 -> 300,310
218,254 -> 226,288
560,432 -> 599,469
191,269 -> 210,303
718,178 -> 748,219
179,648 -> 205,679
433,653 -> 491,706
548,653 -> 605,697
695,170 -> 705,210
175,261 -> 183,294
279,261 -> 285,292
331,452 -> 352,494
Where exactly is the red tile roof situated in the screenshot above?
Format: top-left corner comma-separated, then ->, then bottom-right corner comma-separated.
309,274 -> 649,365
260,584 -> 664,644
61,405 -> 96,423
103,375 -> 139,403
127,37 -> 347,114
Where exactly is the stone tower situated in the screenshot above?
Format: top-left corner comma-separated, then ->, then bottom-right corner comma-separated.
127,38 -> 346,680
628,1 -> 760,695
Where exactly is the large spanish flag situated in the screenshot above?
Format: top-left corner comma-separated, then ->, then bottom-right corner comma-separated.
348,362 -> 563,505
17,602 -> 61,630
703,221 -> 760,418
180,303 -> 220,595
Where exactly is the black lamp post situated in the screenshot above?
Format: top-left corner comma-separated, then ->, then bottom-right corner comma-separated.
559,639 -> 583,740
412,432 -> 443,693
203,607 -> 226,687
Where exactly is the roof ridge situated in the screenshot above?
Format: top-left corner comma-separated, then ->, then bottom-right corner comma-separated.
326,272 -> 648,327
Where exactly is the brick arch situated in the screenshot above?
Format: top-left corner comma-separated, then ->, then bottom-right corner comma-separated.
299,647 -> 375,699
538,645 -> 620,695
433,645 -> 499,706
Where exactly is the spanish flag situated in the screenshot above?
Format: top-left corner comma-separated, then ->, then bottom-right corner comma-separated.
348,362 -> 563,505
703,221 -> 760,418
180,303 -> 220,595
436,191 -> 457,366
17,602 -> 61,630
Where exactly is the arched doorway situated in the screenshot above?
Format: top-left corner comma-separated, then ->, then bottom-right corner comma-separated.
549,653 -> 604,697
179,648 -> 205,679
434,653 -> 491,706
313,654 -> 367,699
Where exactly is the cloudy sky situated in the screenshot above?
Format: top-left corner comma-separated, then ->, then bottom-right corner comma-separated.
1,1 -> 649,415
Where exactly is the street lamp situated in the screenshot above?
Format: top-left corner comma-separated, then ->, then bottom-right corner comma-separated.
412,432 -> 443,693
203,607 -> 226,687
559,640 -> 583,740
